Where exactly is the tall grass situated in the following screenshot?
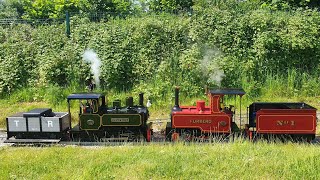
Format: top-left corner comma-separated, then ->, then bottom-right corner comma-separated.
3,69 -> 320,108
243,69 -> 320,101
0,142 -> 320,179
7,85 -> 77,106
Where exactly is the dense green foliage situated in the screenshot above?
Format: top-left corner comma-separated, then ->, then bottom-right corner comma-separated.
260,0 -> 320,9
148,0 -> 194,12
1,0 -> 320,19
0,0 -> 195,19
1,0 -> 320,101
0,0 -> 18,18
1,142 -> 320,179
0,0 -> 136,19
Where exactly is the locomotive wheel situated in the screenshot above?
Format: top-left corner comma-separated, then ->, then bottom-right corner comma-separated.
180,130 -> 193,142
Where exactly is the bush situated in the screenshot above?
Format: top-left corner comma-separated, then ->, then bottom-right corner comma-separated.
1,1 -> 320,99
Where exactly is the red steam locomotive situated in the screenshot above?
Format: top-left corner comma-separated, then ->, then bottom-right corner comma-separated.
165,87 -> 317,141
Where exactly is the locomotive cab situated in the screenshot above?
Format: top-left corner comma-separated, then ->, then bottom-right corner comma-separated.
67,93 -> 106,131
209,88 -> 246,131
208,89 -> 245,115
67,93 -> 106,115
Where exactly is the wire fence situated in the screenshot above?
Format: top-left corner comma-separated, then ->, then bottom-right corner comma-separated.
0,10 -> 192,26
0,11 -> 193,38
0,17 -> 65,26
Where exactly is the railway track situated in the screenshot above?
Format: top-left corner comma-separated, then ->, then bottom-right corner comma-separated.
2,131 -> 320,147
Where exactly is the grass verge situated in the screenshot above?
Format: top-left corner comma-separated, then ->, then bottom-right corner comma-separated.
0,141 -> 320,179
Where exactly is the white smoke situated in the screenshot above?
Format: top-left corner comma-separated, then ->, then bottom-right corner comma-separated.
201,48 -> 226,87
82,49 -> 101,87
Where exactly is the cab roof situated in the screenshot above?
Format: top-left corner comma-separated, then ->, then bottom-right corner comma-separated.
209,88 -> 246,95
67,93 -> 104,100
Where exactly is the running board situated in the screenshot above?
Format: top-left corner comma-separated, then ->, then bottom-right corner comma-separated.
4,139 -> 60,143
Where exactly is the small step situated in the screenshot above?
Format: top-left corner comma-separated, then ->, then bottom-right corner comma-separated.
4,139 -> 60,143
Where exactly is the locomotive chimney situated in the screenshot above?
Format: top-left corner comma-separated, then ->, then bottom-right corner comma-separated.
101,96 -> 106,106
126,97 -> 134,107
113,100 -> 121,108
139,93 -> 144,106
172,87 -> 182,111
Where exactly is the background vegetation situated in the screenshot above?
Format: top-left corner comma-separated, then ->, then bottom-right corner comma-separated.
0,0 -> 320,110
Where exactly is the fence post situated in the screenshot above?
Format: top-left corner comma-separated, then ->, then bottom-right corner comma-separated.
66,11 -> 70,37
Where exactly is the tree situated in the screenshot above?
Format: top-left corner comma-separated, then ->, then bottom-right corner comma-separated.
0,0 -> 22,18
0,2 -> 16,18
18,0 -> 135,19
148,0 -> 194,13
259,0 -> 320,9
21,0 -> 86,19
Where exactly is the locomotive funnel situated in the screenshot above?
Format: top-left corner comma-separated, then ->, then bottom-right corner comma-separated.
126,97 -> 134,107
172,87 -> 182,111
101,96 -> 106,106
139,93 -> 144,106
113,100 -> 121,108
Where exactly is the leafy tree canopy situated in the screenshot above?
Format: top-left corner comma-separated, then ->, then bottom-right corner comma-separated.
1,0 -> 135,19
259,0 -> 320,9
1,0 -> 196,19
148,0 -> 194,12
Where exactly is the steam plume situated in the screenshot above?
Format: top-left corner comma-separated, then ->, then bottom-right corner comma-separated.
201,48 -> 225,87
82,49 -> 101,87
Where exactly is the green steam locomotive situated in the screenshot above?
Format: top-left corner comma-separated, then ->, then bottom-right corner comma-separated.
6,93 -> 152,143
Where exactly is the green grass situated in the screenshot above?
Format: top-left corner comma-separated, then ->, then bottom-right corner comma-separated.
0,141 -> 320,179
259,72 -> 320,99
